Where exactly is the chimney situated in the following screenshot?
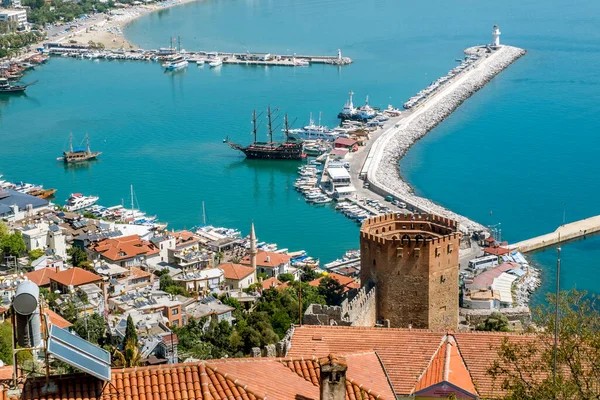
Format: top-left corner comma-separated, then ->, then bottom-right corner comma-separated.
319,354 -> 347,400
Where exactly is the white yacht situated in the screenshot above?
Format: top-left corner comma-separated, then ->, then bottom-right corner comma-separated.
287,112 -> 339,141
163,55 -> 189,71
209,58 -> 223,68
65,193 -> 99,211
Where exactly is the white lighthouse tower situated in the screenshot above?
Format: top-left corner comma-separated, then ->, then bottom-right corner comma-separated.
492,24 -> 501,48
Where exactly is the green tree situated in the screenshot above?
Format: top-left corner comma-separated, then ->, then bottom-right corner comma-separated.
123,315 -> 138,349
476,312 -> 511,332
0,321 -> 13,365
318,276 -> 346,306
0,231 -> 26,258
72,313 -> 106,345
488,289 -> 600,399
28,248 -> 45,262
0,221 -> 8,239
278,273 -> 294,283
300,266 -> 322,282
67,246 -> 88,268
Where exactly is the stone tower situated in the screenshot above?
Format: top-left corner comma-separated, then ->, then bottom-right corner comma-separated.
249,222 -> 257,271
360,213 -> 460,330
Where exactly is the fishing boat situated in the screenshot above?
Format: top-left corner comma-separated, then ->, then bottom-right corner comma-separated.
337,90 -> 377,121
64,193 -> 99,211
226,108 -> 305,160
58,133 -> 102,163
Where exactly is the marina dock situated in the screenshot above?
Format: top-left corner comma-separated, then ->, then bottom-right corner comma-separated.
509,215 -> 600,253
44,43 -> 353,67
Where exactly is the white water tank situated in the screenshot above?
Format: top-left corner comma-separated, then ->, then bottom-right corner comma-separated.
14,281 -> 42,348
492,25 -> 501,47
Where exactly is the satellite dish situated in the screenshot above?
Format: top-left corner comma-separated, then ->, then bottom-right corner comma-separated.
13,281 -> 40,316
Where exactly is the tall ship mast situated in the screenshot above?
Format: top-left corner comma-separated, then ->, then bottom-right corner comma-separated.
59,133 -> 102,163
226,108 -> 305,160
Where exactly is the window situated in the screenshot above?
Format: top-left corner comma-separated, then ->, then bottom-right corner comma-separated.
171,308 -> 179,315
172,320 -> 179,327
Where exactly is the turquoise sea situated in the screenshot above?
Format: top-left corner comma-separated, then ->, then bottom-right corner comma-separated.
1,0 -> 600,305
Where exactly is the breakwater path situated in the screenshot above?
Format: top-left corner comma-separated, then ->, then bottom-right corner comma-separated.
361,45 -> 526,234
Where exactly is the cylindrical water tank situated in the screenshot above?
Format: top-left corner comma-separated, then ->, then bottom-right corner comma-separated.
16,311 -> 42,348
13,280 -> 39,316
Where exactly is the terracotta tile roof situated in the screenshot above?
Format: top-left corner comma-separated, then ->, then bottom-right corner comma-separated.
129,267 -> 151,280
413,335 -> 477,397
43,308 -> 72,329
470,262 -> 520,288
288,325 -> 539,398
241,251 -> 291,269
90,235 -> 159,262
308,272 -> 358,292
483,246 -> 511,256
24,267 -> 57,287
5,356 -> 393,400
219,263 -> 255,280
0,366 -> 12,382
261,277 -> 282,290
49,267 -> 102,288
282,353 -> 395,399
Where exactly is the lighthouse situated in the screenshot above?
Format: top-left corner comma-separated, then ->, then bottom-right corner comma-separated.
492,24 -> 501,48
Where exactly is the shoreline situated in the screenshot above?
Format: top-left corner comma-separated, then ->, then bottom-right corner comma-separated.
56,0 -> 204,50
365,45 -> 526,234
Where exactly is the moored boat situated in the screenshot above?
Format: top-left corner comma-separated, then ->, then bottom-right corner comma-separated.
60,133 -> 101,163
64,193 -> 99,211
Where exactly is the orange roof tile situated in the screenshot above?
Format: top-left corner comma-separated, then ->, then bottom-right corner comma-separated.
0,366 -> 12,382
9,356 -> 392,400
241,251 -> 291,268
308,272 -> 357,292
288,325 -> 539,398
219,263 -> 255,280
413,335 -> 477,397
49,267 -> 102,288
261,277 -> 282,290
129,267 -> 151,280
90,235 -> 159,262
42,308 -> 72,330
25,267 -> 57,287
483,246 -> 511,256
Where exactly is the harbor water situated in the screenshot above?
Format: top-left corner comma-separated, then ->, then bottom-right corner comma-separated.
1,0 -> 600,306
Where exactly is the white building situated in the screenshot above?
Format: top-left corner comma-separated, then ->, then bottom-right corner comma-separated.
0,8 -> 28,30
20,223 -> 67,260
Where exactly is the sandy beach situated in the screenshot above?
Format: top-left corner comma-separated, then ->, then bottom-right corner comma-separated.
55,0 -> 202,50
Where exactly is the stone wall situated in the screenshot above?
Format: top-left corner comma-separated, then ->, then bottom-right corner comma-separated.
460,306 -> 531,327
302,284 -> 376,328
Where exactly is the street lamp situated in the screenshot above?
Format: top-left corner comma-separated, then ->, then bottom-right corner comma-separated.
553,246 -> 561,387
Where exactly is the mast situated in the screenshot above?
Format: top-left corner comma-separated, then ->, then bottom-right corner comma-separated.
252,109 -> 258,144
86,133 -> 91,155
202,201 -> 206,225
283,114 -> 289,142
69,133 -> 73,153
130,184 -> 134,213
267,106 -> 273,146
178,35 -> 181,53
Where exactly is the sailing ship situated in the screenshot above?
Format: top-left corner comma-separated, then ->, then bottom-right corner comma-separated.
226,108 -> 305,160
0,77 -> 35,94
58,133 -> 102,163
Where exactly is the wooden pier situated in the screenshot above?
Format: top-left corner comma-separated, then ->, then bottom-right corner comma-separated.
509,214 -> 600,253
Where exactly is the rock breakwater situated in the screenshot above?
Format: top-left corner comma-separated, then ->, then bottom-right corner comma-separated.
367,45 -> 526,233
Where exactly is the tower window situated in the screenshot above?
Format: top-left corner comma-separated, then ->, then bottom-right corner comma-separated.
413,248 -> 420,258
373,259 -> 376,267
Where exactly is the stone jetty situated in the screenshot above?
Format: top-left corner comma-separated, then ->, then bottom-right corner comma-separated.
366,45 -> 526,234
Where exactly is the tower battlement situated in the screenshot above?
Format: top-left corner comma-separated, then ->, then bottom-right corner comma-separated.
360,213 -> 460,330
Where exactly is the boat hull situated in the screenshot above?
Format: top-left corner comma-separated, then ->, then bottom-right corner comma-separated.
228,142 -> 304,160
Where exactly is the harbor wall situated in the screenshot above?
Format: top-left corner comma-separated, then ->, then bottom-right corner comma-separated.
366,45 -> 526,234
509,214 -> 600,253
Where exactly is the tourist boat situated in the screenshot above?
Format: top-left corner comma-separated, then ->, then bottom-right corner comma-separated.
292,57 -> 309,67
65,193 -> 99,211
58,133 -> 101,163
196,59 -> 205,65
287,112 -> 339,141
29,188 -> 57,199
163,54 -> 189,71
0,78 -> 30,94
209,58 -> 223,68
226,109 -> 305,160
